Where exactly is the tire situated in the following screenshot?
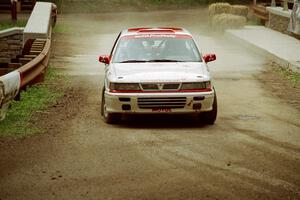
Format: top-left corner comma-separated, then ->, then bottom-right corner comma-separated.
201,90 -> 218,125
101,90 -> 121,124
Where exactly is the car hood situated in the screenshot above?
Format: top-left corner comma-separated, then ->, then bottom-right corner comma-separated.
108,62 -> 209,82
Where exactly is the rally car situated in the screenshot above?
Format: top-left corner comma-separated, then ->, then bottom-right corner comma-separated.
99,27 -> 217,124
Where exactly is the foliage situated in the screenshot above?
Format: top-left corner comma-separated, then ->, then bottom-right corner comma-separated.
53,23 -> 70,33
0,20 -> 27,31
275,65 -> 300,88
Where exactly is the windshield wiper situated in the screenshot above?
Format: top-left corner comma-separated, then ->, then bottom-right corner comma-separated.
120,60 -> 148,63
146,59 -> 184,62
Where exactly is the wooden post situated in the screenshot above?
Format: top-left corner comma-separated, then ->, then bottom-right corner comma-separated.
32,0 -> 36,10
271,0 -> 276,7
253,0 -> 257,6
11,0 -> 17,22
283,0 -> 288,11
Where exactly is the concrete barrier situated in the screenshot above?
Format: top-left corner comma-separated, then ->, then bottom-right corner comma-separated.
225,26 -> 300,72
23,2 -> 53,45
0,71 -> 20,120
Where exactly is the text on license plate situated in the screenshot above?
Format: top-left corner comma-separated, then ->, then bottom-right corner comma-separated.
152,108 -> 172,112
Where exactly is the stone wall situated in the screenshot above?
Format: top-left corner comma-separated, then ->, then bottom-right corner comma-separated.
267,7 -> 292,34
269,12 -> 290,34
0,28 -> 24,64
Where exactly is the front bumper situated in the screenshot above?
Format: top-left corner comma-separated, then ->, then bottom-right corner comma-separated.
104,90 -> 215,114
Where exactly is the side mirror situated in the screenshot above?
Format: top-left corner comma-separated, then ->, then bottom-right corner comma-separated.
99,55 -> 110,64
203,54 -> 216,63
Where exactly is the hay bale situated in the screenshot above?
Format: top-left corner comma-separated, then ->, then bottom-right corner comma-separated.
211,13 -> 247,32
208,3 -> 231,17
229,5 -> 249,18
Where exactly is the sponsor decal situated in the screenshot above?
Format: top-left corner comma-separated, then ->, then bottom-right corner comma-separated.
152,108 -> 172,113
135,34 -> 176,38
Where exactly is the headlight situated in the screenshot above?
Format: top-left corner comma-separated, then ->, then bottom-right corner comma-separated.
109,83 -> 141,92
181,81 -> 211,91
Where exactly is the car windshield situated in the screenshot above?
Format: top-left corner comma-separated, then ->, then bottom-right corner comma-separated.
112,35 -> 202,63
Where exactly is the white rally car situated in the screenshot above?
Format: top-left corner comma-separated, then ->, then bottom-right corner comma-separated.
99,27 -> 217,124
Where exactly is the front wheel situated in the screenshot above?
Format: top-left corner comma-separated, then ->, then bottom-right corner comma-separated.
101,91 -> 121,124
200,90 -> 218,125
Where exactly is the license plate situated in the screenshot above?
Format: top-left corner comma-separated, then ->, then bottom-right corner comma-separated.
152,108 -> 172,113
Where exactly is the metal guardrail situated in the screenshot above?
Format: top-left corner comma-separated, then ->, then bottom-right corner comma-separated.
19,38 -> 51,88
0,2 -> 56,120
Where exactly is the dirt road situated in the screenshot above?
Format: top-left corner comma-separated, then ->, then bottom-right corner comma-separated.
1,9 -> 300,200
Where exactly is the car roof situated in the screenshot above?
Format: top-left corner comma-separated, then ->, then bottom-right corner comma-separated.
120,27 -> 192,37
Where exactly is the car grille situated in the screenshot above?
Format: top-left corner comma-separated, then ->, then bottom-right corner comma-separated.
141,83 -> 159,90
138,97 -> 187,109
140,83 -> 180,91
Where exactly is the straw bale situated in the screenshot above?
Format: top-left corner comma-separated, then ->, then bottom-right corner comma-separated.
229,5 -> 249,17
208,3 -> 231,17
211,13 -> 247,32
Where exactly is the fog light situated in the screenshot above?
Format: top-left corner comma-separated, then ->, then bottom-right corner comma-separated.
122,104 -> 131,111
193,103 -> 202,110
193,96 -> 205,101
119,97 -> 131,102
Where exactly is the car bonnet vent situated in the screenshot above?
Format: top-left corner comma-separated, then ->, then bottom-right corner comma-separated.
137,29 -> 175,33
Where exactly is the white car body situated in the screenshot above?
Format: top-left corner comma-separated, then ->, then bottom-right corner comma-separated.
100,27 -> 217,124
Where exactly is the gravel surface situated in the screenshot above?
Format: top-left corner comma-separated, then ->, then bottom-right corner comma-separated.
0,9 -> 300,200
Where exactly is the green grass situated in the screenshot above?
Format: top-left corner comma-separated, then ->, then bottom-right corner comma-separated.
247,18 -> 261,26
53,23 -> 71,33
0,20 -> 27,31
275,65 -> 300,87
0,68 -> 64,138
